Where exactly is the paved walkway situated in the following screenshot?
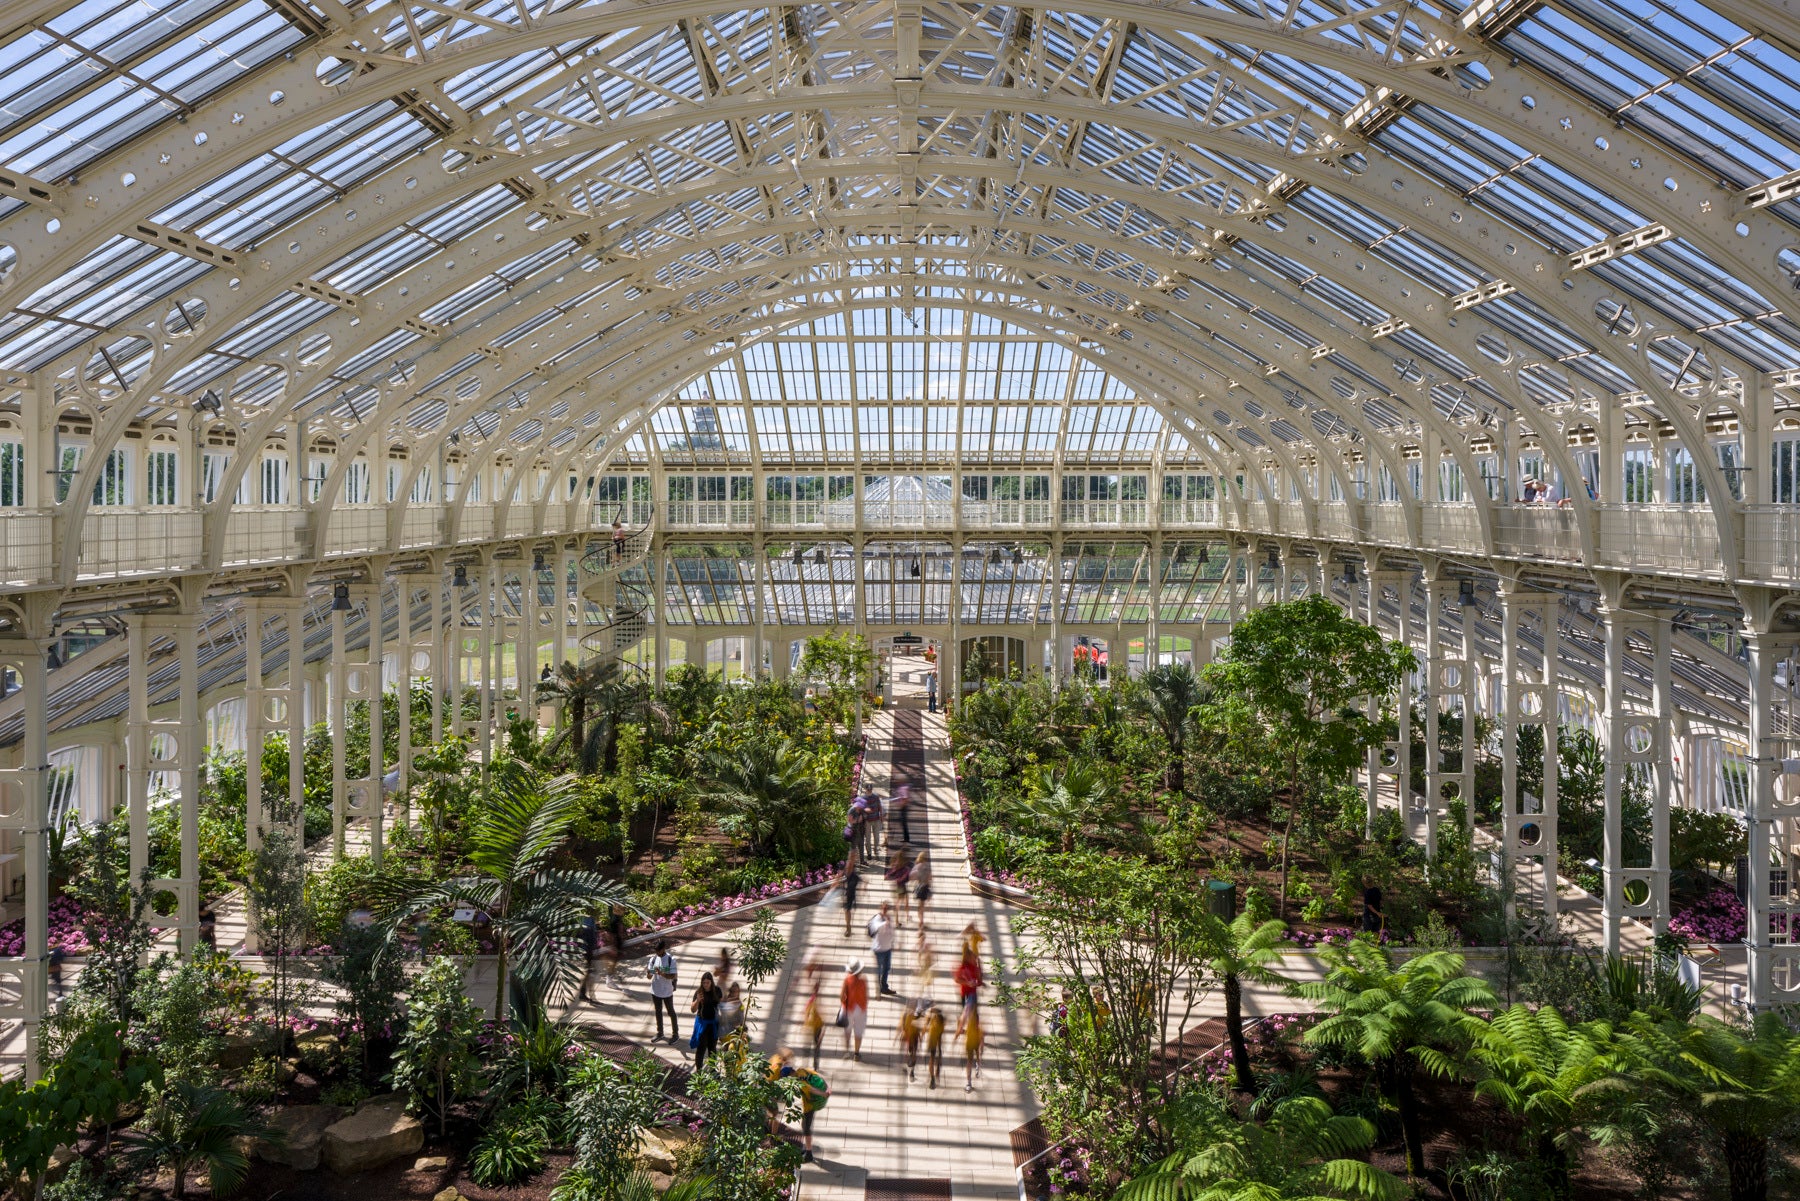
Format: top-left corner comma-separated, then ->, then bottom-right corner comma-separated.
554,684 -> 1040,1201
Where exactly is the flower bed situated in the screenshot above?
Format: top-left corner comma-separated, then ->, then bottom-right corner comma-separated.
1282,926 -> 1395,949
952,760 -> 1030,894
0,896 -> 95,956
1669,885 -> 1745,943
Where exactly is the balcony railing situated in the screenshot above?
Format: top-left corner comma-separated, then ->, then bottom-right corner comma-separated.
1593,504 -> 1722,577
76,509 -> 203,579
222,507 -> 306,567
1491,505 -> 1584,563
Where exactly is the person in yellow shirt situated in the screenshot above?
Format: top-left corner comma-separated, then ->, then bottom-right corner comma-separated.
963,1007 -> 985,1092
899,998 -> 926,1080
802,977 -> 826,1068
924,1005 -> 946,1089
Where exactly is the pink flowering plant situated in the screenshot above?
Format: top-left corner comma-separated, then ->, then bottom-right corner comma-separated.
1668,886 -> 1746,943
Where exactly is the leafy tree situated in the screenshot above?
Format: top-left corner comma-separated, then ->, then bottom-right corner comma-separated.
1202,596 -> 1413,918
539,659 -> 666,775
552,1051 -> 667,1201
703,738 -> 822,861
323,923 -> 408,1079
1010,850 -> 1213,1164
65,819 -> 159,1041
247,826 -> 310,1051
385,759 -> 639,1020
130,948 -> 255,1084
388,956 -> 485,1137
1023,760 -> 1116,854
1463,1004 -> 1615,1195
1198,912 -> 1289,1094
0,1023 -> 158,1194
1117,1094 -> 1404,1201
409,733 -> 476,858
689,1039 -> 803,1201
1613,1011 -> 1800,1201
124,1081 -> 274,1199
799,629 -> 874,731
732,907 -> 789,1011
1298,938 -> 1496,1177
1138,663 -> 1206,795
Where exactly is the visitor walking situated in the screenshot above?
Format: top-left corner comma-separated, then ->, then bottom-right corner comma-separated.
690,971 -> 723,1072
647,938 -> 679,1041
911,849 -> 933,930
714,946 -> 734,992
884,847 -> 913,922
926,670 -> 938,713
611,511 -> 628,561
839,960 -> 869,1060
718,981 -> 744,1039
868,901 -> 898,995
953,946 -> 983,1036
606,904 -> 629,987
797,1063 -> 830,1162
925,1004 -> 946,1088
579,913 -> 601,1002
891,782 -> 913,845
963,1007 -> 985,1092
860,793 -> 884,858
916,926 -> 938,994
900,996 -> 927,1080
803,977 -> 826,1068
836,859 -> 862,937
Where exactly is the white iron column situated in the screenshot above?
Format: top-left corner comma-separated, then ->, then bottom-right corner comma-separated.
243,602 -> 269,852
127,613 -> 202,941
1370,569 -> 1410,834
1498,584 -> 1560,923
476,555 -> 495,764
1,632 -> 52,1079
1742,627 -> 1800,1008
171,613 -> 201,950
125,618 -> 153,883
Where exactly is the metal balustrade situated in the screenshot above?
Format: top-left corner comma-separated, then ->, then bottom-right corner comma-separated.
6,491 -> 1800,591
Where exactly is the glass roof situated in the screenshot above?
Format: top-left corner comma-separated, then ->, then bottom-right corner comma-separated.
0,0 -> 1795,494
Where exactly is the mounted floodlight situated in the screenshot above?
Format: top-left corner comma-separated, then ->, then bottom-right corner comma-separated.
453,564 -> 470,588
1459,578 -> 1477,605
194,389 -> 223,414
332,582 -> 353,612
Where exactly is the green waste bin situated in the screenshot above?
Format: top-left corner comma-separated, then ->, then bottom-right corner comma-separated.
1206,879 -> 1237,920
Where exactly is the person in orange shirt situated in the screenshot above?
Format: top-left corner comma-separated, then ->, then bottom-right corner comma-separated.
840,960 -> 870,1061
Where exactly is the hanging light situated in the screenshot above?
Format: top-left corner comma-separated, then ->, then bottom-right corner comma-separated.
1197,544 -> 1210,566
909,557 -> 921,578
1011,547 -> 1023,565
1266,546 -> 1281,572
814,547 -> 827,566
988,547 -> 1003,566
453,564 -> 470,588
1341,560 -> 1358,585
46,644 -> 62,671
332,582 -> 353,611
793,545 -> 804,565
532,550 -> 546,572
1459,578 -> 1477,606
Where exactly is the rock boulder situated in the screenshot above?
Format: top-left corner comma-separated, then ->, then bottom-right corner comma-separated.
255,1104 -> 343,1171
323,1098 -> 424,1174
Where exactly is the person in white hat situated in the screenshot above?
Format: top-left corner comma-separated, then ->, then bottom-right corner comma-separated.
839,960 -> 870,1061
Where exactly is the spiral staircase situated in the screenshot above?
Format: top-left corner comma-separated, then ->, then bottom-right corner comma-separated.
576,507 -> 656,669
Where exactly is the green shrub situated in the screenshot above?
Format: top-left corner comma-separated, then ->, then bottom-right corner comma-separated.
468,1100 -> 554,1186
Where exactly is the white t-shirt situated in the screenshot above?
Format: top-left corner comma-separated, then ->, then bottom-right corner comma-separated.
648,952 -> 677,998
868,914 -> 895,953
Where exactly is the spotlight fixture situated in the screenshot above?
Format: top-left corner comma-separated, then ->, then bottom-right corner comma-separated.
1012,547 -> 1023,565
193,389 -> 223,414
453,564 -> 470,588
332,582 -> 353,611
1459,578 -> 1476,606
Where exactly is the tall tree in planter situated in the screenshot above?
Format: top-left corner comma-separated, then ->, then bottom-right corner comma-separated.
385,759 -> 640,1020
247,825 -> 310,1053
799,629 -> 874,733
1201,595 -> 1413,918
1198,912 -> 1289,1094
1298,937 -> 1496,1177
66,819 -> 159,1043
1137,663 -> 1206,795
388,956 -> 485,1138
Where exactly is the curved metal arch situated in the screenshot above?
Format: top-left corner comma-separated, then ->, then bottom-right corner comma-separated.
462,275 -> 1322,538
